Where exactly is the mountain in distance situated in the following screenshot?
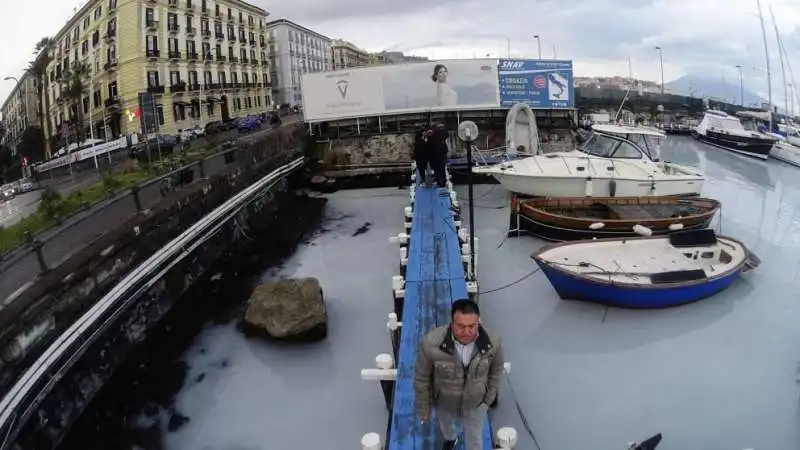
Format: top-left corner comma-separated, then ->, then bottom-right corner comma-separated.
665,74 -> 765,106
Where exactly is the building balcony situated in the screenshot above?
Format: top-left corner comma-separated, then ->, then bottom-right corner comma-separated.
260,60 -> 268,67
146,49 -> 160,58
147,85 -> 165,94
201,8 -> 208,16
168,0 -> 177,8
227,34 -> 235,41
104,31 -> 116,42
188,83 -> 201,92
216,55 -> 226,63
202,29 -> 211,38
215,32 -> 224,40
168,24 -> 180,33
169,51 -> 182,59
241,57 -> 248,64
146,20 -> 159,31
249,39 -> 256,47
203,53 -> 214,62
170,82 -> 186,93
238,36 -> 247,44
229,57 -> 238,64
104,96 -> 120,108
186,26 -> 196,36
204,83 -> 219,90
104,60 -> 118,71
215,10 -> 221,17
187,52 -> 199,61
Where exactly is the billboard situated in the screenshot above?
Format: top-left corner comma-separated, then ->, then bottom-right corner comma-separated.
301,59 -> 501,122
498,59 -> 574,109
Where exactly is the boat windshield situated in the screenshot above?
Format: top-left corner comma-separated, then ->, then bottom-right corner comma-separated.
580,134 -> 643,159
624,133 -> 663,161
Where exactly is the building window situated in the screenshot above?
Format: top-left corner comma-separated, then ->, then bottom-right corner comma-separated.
147,70 -> 160,87
156,105 -> 164,125
108,81 -> 118,99
93,90 -> 102,107
170,70 -> 181,85
145,8 -> 154,24
94,7 -> 102,19
83,97 -> 89,114
109,0 -> 117,8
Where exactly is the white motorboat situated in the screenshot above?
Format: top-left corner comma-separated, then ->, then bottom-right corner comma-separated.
694,110 -> 778,160
473,124 -> 704,198
769,134 -> 800,167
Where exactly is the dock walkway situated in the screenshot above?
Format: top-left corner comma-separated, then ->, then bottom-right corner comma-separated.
388,182 -> 493,450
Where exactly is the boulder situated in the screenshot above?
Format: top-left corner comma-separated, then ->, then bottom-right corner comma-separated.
243,277 -> 327,341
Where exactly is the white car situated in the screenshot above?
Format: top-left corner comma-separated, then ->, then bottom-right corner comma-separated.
188,125 -> 205,138
20,181 -> 34,192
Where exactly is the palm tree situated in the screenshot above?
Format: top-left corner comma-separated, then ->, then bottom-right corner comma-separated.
61,61 -> 89,144
26,37 -> 53,158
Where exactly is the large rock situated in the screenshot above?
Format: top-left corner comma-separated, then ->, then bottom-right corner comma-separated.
243,277 -> 327,342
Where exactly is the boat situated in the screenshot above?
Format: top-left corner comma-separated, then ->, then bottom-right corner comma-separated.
532,228 -> 760,308
769,139 -> 800,167
472,124 -> 704,197
510,195 -> 720,241
693,110 -> 778,160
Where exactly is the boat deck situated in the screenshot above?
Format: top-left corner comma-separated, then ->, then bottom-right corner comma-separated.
389,184 -> 494,449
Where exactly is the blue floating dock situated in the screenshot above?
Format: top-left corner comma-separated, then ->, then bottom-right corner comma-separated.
388,184 -> 494,450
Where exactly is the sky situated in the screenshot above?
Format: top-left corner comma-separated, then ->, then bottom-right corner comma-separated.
1,0 -> 800,112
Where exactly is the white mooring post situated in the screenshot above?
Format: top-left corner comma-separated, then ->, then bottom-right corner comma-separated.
387,312 -> 402,358
360,353 -> 397,411
496,427 -> 518,449
361,432 -> 382,450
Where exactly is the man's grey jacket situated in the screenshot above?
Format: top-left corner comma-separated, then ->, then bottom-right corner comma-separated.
414,324 -> 504,417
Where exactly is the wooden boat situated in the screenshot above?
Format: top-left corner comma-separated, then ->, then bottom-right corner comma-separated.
510,195 -> 720,241
532,229 -> 760,308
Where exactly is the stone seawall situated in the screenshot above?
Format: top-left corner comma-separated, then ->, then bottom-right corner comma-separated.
0,127 -> 305,397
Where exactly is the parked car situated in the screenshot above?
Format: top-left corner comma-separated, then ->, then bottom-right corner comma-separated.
204,121 -> 225,135
237,115 -> 262,132
187,125 -> 205,138
19,181 -> 35,192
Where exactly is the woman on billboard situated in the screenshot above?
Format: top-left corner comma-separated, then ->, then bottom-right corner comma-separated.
432,64 -> 458,107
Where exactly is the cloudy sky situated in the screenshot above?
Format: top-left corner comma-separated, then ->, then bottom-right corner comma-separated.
1,0 -> 799,109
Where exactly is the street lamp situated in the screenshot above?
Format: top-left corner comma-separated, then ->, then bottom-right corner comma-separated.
735,65 -> 744,106
4,76 -> 30,128
533,35 -> 542,59
654,46 -> 664,96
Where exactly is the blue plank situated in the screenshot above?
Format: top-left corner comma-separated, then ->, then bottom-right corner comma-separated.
406,187 -> 437,283
389,184 -> 494,450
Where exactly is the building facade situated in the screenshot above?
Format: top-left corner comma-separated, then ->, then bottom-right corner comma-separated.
41,0 -> 272,150
369,50 -> 428,65
1,73 -> 39,155
265,19 -> 331,107
331,39 -> 370,70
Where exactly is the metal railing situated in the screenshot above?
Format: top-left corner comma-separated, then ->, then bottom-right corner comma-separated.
0,156 -> 306,449
0,125 -> 304,305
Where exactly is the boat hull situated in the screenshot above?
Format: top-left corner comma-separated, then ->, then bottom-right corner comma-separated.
697,131 -> 774,160
483,171 -> 703,197
510,196 -> 719,241
769,141 -> 800,168
534,261 -> 742,308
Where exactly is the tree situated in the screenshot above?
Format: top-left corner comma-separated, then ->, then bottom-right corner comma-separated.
26,37 -> 54,158
61,61 -> 89,144
0,146 -> 12,169
0,120 -> 6,143
16,127 -> 46,163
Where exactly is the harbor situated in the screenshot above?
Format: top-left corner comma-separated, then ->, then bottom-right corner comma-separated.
51,134 -> 800,450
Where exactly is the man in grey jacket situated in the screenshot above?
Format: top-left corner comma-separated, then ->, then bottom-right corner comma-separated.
414,299 -> 504,450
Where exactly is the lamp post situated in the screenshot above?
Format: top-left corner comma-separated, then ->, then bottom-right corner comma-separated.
654,46 -> 664,96
533,35 -> 542,59
735,65 -> 744,106
4,76 -> 30,130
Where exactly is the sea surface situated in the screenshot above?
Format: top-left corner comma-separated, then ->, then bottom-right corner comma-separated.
61,136 -> 800,450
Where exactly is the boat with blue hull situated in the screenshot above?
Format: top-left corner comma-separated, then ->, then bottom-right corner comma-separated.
532,229 -> 760,308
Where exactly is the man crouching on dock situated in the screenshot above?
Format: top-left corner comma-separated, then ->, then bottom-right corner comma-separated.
414,299 -> 504,450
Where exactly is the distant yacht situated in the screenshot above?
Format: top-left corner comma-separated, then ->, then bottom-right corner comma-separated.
693,110 -> 778,160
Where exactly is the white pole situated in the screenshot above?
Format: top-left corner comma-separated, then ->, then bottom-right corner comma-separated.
756,0 -> 773,131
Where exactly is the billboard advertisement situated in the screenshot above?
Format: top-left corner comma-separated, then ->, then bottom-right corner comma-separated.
498,59 -> 574,109
301,59 -> 501,122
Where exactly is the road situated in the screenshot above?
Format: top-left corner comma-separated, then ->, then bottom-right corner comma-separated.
1,118 -> 299,238
0,118 -> 300,305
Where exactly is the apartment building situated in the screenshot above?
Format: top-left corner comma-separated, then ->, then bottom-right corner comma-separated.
331,39 -> 370,70
42,0 -> 272,148
265,19 -> 331,107
0,73 -> 38,155
369,50 -> 429,65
